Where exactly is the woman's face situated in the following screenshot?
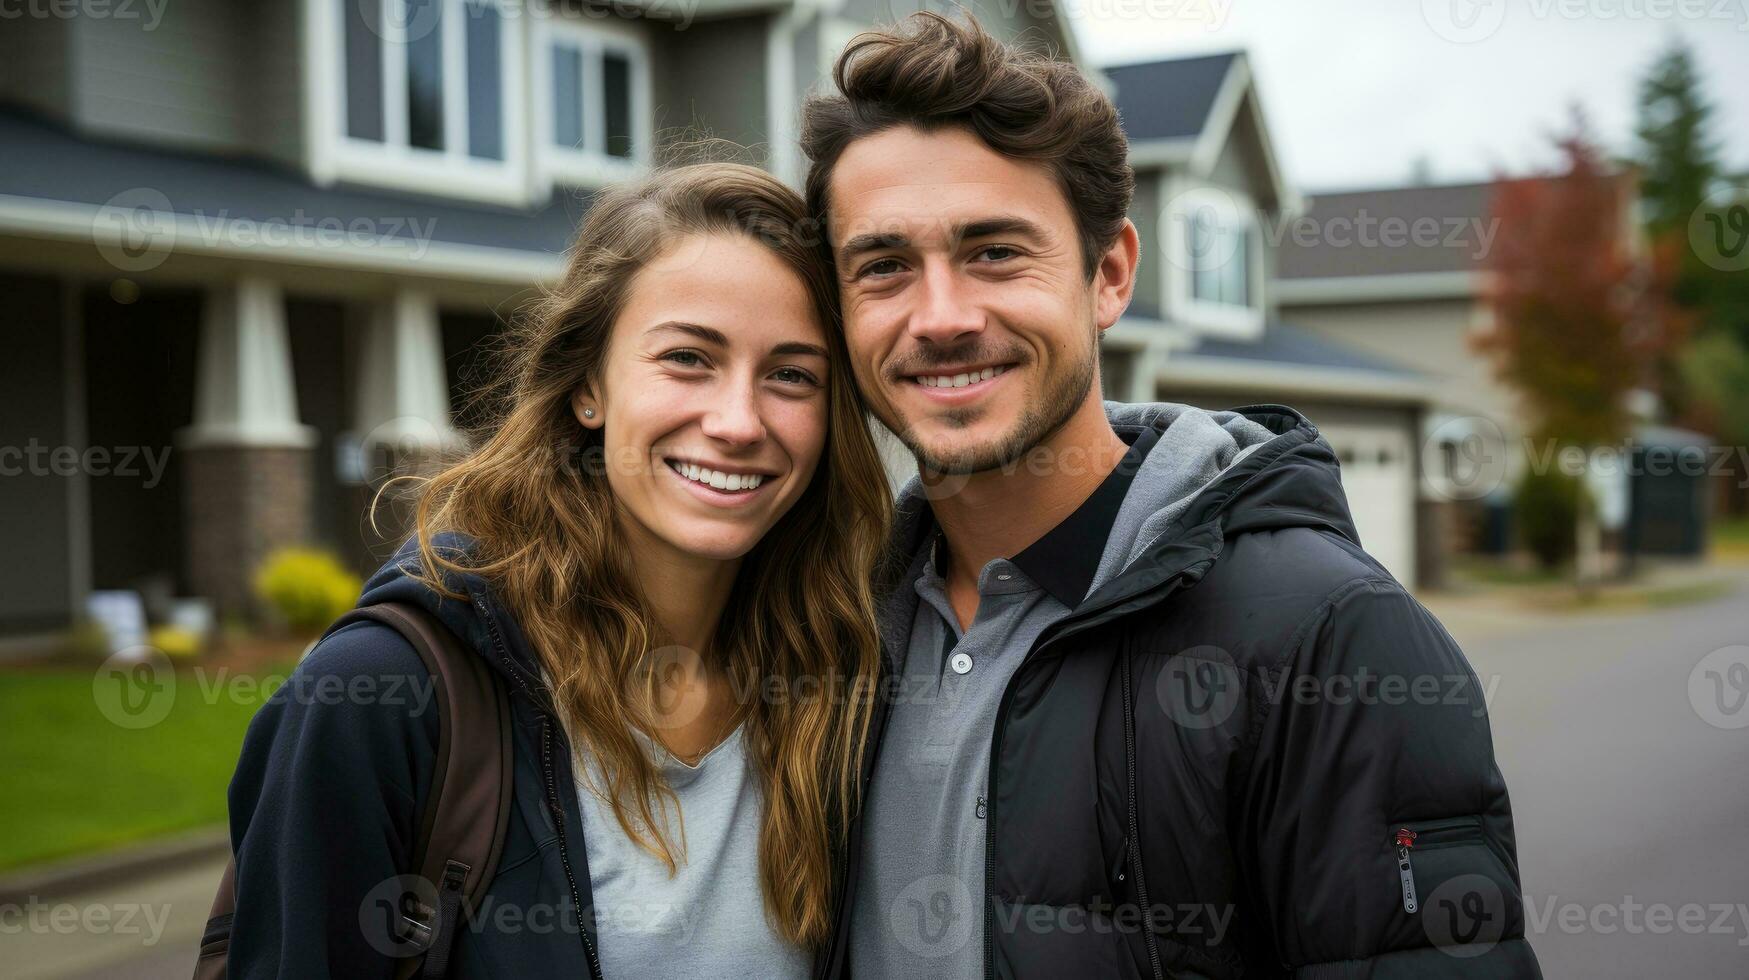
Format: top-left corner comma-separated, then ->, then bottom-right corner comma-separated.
577,231 -> 832,564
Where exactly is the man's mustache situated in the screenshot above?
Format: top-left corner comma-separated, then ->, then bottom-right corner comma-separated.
885,344 -> 1029,380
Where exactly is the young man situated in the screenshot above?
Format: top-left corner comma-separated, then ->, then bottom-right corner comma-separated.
802,14 -> 1541,979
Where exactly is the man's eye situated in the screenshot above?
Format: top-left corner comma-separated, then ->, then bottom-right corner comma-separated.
860,258 -> 904,278
977,245 -> 1019,262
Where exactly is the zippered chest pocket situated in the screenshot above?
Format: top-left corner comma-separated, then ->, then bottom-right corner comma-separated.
1386,815 -> 1520,954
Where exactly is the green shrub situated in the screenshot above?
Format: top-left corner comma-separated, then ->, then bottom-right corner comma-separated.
1514,468 -> 1584,569
253,548 -> 362,632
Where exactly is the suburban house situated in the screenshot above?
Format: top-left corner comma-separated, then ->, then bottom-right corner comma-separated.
0,0 -> 1436,643
1099,52 -> 1435,586
1274,178 -> 1705,564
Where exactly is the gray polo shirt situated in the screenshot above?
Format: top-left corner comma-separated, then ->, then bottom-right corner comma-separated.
850,422 -> 1162,979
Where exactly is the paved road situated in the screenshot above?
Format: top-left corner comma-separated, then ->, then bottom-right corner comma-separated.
1425,568 -> 1749,976
11,571 -> 1748,977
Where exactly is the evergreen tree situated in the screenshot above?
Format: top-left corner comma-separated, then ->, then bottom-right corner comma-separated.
1635,39 -> 1718,237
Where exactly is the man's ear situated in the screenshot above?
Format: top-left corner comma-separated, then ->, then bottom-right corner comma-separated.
571,387 -> 604,430
1093,219 -> 1141,332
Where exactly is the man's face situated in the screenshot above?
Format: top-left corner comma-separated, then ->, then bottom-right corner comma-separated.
828,125 -> 1104,475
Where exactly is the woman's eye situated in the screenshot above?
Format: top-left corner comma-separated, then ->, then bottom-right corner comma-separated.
771,367 -> 820,387
663,350 -> 705,368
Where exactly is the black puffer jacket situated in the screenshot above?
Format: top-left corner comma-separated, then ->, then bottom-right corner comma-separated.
844,404 -> 1540,978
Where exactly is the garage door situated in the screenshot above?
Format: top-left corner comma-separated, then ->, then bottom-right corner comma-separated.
1318,423 -> 1417,587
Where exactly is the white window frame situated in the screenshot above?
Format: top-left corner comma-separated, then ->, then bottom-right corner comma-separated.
1163,178 -> 1265,340
307,0 -> 530,206
533,15 -> 653,189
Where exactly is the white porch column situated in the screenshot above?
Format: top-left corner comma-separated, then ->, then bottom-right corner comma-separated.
178,277 -> 316,616
183,277 -> 317,449
354,289 -> 461,453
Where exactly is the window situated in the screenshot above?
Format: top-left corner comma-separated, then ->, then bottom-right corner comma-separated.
540,18 -> 651,181
328,0 -> 522,202
1166,182 -> 1263,338
1186,206 -> 1251,308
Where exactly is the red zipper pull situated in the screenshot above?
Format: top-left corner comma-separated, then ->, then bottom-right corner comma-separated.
1395,828 -> 1419,914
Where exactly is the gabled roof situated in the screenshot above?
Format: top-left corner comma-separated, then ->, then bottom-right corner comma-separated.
1154,320 -> 1431,404
1104,51 -> 1299,214
1276,181 -> 1496,280
1182,320 -> 1420,376
1106,52 -> 1239,142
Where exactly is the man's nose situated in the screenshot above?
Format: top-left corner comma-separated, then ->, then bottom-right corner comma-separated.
907,262 -> 984,346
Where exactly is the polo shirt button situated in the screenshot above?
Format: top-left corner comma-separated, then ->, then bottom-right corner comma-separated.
950,652 -> 974,675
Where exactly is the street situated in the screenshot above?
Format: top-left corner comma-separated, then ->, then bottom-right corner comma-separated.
8,571 -> 1748,978
1425,568 -> 1749,976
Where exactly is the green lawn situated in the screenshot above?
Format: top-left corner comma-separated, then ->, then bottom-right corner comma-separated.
0,661 -> 291,872
1715,515 -> 1749,559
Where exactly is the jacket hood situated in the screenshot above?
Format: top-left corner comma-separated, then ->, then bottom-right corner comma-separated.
357,533 -> 552,702
881,402 -> 1360,613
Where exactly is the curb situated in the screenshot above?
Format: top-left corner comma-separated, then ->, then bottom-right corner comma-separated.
0,827 -> 230,905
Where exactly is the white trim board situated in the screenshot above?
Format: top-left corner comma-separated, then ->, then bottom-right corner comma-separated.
1275,271 -> 1483,306
1159,354 -> 1432,405
0,194 -> 566,286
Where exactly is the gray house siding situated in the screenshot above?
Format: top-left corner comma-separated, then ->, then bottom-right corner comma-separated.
0,275 -> 77,632
0,15 -> 73,121
651,14 -> 770,153
70,0 -> 256,154
1130,171 -> 1161,313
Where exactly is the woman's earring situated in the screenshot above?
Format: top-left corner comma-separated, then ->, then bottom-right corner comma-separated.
583,408 -> 596,419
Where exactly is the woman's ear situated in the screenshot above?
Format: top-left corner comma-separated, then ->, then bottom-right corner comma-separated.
572,388 -> 604,430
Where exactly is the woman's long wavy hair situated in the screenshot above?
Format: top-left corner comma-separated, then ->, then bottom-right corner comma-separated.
406,163 -> 889,947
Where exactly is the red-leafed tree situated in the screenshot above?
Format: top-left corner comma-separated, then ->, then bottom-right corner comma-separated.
1474,108 -> 1676,577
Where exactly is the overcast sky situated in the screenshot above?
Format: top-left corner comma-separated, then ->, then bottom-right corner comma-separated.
1066,0 -> 1749,192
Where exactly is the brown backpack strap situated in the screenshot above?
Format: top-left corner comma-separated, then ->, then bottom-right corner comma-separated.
195,602 -> 515,980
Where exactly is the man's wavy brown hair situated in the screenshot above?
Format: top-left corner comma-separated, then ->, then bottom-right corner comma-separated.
405,163 -> 889,948
800,11 -> 1134,276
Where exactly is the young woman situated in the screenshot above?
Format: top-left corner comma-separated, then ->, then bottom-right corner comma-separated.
220,164 -> 890,978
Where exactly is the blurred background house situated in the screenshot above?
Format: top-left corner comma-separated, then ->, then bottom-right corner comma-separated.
0,0 -> 1445,645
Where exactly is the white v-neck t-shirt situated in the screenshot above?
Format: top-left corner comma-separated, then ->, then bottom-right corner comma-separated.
574,725 -> 811,979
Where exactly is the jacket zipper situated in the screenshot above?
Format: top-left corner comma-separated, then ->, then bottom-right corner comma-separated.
541,715 -> 604,980
1395,828 -> 1419,914
1120,647 -> 1165,980
982,566 -> 1205,979
474,592 -> 603,980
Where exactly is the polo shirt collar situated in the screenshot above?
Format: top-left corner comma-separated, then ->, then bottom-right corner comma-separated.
928,420 -> 1163,609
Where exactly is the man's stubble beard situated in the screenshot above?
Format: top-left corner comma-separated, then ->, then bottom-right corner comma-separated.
899,338 -> 1099,477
